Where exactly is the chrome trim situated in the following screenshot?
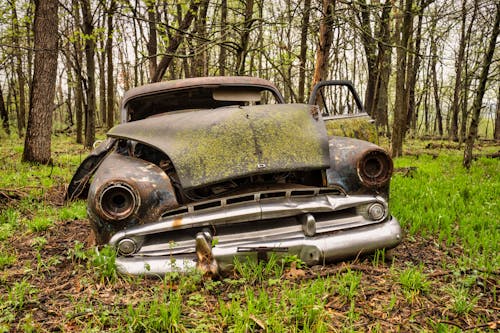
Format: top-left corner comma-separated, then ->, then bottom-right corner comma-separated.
109,193 -> 387,247
114,217 -> 402,275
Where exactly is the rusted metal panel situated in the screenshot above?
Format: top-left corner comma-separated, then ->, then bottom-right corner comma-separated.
66,138 -> 117,201
326,136 -> 392,196
108,103 -> 330,189
88,152 -> 178,243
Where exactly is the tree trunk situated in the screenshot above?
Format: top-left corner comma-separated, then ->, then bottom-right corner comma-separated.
391,0 -> 413,157
192,0 -> 209,77
0,85 -> 9,135
12,3 -> 27,134
147,0 -> 158,80
464,2 -> 500,168
358,0 -> 377,117
22,0 -> 58,164
235,0 -> 255,76
495,83 -> 500,140
151,0 -> 202,82
311,0 -> 335,88
106,0 -> 116,129
81,0 -> 96,148
219,0 -> 227,76
98,41 -> 106,126
449,0 -> 467,141
298,0 -> 311,103
430,30 -> 443,137
406,1 -> 426,135
373,0 -> 392,132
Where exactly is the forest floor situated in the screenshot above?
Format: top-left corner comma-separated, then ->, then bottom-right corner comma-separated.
0,136 -> 499,332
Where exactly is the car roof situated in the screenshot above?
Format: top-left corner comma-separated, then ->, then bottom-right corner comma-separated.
121,76 -> 285,107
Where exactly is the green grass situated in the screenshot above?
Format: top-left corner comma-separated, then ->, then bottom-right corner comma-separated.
391,152 -> 499,272
0,135 -> 498,332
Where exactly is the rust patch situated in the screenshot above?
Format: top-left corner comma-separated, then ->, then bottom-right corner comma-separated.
172,217 -> 183,228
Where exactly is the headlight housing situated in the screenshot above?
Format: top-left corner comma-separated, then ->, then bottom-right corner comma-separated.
97,182 -> 140,220
357,149 -> 393,187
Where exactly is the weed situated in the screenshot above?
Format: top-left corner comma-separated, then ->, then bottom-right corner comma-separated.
26,215 -> 53,232
444,285 -> 479,315
398,264 -> 431,302
125,288 -> 183,332
90,246 -> 118,282
336,269 -> 362,302
5,279 -> 38,311
58,201 -> 87,220
233,253 -> 285,284
0,249 -> 15,270
0,209 -> 19,241
67,240 -> 89,262
372,249 -> 386,267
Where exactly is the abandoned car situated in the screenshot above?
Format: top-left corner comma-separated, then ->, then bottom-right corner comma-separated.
67,76 -> 402,275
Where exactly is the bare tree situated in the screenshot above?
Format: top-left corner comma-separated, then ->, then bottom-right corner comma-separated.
106,0 -> 116,129
0,84 -> 9,135
463,2 -> 499,168
81,0 -> 96,148
298,0 -> 312,103
391,0 -> 413,157
22,0 -> 58,163
151,0 -> 203,82
495,83 -> 500,140
312,0 -> 335,87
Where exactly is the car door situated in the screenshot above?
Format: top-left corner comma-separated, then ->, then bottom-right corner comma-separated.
309,80 -> 378,143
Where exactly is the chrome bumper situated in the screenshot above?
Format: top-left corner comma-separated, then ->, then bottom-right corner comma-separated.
114,217 -> 402,276
109,192 -> 402,275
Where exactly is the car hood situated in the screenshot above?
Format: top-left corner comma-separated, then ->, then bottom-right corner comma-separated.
108,104 -> 329,189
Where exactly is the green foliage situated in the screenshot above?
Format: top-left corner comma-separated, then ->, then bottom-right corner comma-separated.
397,264 -> 431,302
0,136 -> 497,331
58,201 -> 87,221
90,246 -> 118,283
125,288 -> 182,332
391,153 -> 500,271
336,269 -> 362,302
215,278 -> 332,332
0,249 -> 15,270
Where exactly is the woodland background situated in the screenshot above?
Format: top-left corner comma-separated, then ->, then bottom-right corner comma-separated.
0,1 -> 499,331
0,0 -> 499,164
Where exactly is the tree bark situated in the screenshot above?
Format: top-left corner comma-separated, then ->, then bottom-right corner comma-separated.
151,0 -> 202,82
235,0 -> 255,76
298,0 -> 311,103
219,0 -> 227,76
312,0 -> 335,88
0,85 -> 9,135
98,41 -> 106,126
372,0 -> 392,132
106,0 -> 116,129
406,1 -> 426,135
449,0 -> 467,141
146,0 -> 158,80
463,2 -> 500,168
430,25 -> 443,137
391,0 -> 413,157
11,3 -> 26,134
192,0 -> 209,77
357,0 -> 377,117
495,83 -> 500,140
22,0 -> 58,163
81,0 -> 96,148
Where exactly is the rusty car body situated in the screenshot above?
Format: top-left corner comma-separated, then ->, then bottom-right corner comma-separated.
67,76 -> 402,275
